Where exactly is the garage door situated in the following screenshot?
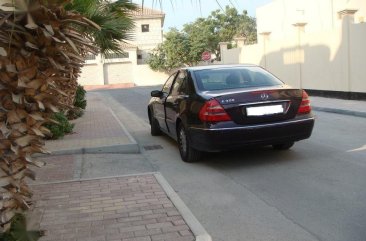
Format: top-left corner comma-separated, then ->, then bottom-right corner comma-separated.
104,62 -> 134,85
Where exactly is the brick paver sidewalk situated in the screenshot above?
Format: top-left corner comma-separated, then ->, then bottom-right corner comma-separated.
27,91 -> 209,241
32,175 -> 195,241
45,92 -> 137,154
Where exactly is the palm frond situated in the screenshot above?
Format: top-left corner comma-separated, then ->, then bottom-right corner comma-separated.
66,0 -> 137,55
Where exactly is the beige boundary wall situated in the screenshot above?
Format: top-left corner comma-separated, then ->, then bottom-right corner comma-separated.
133,65 -> 168,86
220,4 -> 366,94
78,52 -> 168,87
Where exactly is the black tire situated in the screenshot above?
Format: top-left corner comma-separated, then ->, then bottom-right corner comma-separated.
150,114 -> 161,136
177,123 -> 202,162
272,142 -> 294,150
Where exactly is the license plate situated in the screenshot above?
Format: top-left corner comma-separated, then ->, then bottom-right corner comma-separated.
246,105 -> 284,116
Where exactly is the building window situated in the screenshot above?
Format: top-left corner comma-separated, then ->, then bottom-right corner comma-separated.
85,54 -> 96,60
137,54 -> 143,60
105,52 -> 129,59
141,24 -> 149,32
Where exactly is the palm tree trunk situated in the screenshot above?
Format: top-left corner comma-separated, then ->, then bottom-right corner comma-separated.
0,0 -> 97,230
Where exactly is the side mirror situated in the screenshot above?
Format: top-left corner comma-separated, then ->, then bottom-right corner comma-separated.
151,90 -> 163,97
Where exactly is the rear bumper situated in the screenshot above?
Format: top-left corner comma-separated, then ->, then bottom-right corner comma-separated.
188,117 -> 315,152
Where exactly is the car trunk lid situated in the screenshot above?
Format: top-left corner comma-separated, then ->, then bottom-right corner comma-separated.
209,87 -> 303,125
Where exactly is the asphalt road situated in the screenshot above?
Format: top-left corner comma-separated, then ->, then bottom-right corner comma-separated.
98,87 -> 366,241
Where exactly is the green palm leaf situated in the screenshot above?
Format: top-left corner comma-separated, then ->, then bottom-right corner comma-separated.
65,0 -> 137,54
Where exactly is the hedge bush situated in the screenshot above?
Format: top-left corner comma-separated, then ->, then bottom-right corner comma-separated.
74,85 -> 87,110
0,213 -> 43,241
67,107 -> 84,120
44,112 -> 74,140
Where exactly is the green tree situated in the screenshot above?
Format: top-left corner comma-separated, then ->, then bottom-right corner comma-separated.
184,6 -> 257,58
207,6 -> 257,44
183,17 -> 218,58
148,28 -> 195,72
147,6 -> 257,72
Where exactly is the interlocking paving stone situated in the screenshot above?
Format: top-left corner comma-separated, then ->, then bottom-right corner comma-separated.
32,175 -> 195,241
44,92 -> 136,154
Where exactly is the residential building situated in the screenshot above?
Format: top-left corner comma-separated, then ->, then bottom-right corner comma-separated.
129,7 -> 165,64
78,6 -> 168,87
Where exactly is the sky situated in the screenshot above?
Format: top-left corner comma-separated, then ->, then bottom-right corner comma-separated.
132,0 -> 272,31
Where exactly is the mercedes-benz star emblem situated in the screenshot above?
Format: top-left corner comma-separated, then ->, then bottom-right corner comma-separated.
260,93 -> 269,100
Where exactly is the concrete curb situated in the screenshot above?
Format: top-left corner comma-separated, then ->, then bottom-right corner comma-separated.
42,143 -> 140,156
312,106 -> 366,118
154,173 -> 212,241
30,172 -> 212,241
29,172 -> 159,186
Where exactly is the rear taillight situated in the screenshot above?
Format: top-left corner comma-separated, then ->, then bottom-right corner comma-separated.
199,99 -> 231,122
297,90 -> 311,114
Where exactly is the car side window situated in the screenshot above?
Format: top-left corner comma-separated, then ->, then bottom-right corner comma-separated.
171,71 -> 188,96
162,73 -> 177,94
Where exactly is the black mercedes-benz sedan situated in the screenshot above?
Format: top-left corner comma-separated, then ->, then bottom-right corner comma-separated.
147,65 -> 315,162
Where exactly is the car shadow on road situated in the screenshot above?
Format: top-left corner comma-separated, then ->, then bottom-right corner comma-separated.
148,132 -> 306,170
198,146 -> 302,170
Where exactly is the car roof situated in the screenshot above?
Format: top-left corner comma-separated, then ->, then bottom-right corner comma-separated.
183,64 -> 259,71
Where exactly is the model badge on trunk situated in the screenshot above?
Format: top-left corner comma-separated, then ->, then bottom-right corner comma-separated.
221,98 -> 235,104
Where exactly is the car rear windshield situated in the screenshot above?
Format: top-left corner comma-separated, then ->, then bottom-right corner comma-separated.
193,67 -> 283,91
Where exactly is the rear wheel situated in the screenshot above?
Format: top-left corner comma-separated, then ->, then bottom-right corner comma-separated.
272,142 -> 294,150
177,123 -> 202,162
149,111 -> 161,136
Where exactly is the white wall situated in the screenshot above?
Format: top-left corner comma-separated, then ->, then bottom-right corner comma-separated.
79,63 -> 104,86
220,2 -> 366,94
300,28 -> 348,91
264,37 -> 299,88
133,65 -> 168,86
223,48 -> 241,64
349,21 -> 366,92
79,61 -> 168,87
257,0 -> 366,40
240,44 -> 263,66
78,48 -> 137,86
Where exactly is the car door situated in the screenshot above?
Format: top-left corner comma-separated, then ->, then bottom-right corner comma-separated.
165,70 -> 189,138
153,72 -> 177,132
